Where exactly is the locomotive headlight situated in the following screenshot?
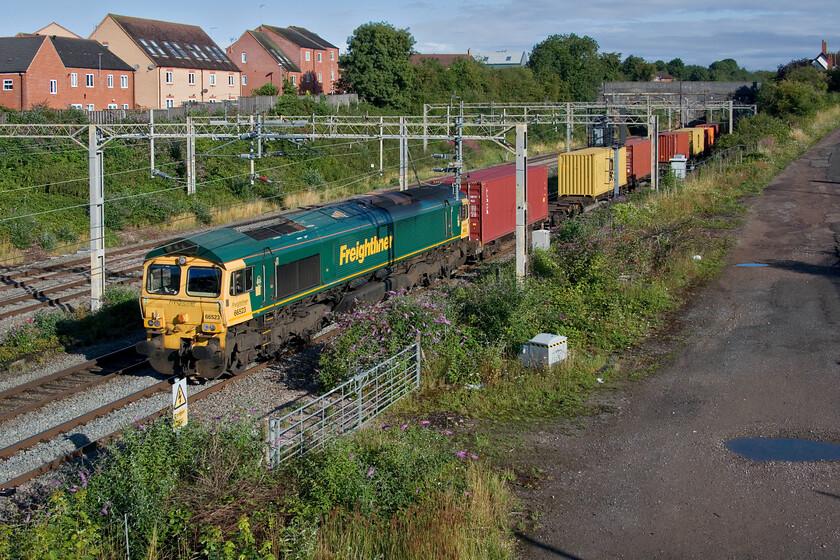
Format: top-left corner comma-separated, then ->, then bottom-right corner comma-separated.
201,323 -> 217,332
178,256 -> 186,265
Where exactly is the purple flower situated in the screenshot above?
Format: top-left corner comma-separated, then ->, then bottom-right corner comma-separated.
419,420 -> 430,426
454,451 -> 467,459
469,453 -> 479,460
400,424 -> 408,431
441,430 -> 453,436
349,455 -> 355,460
382,424 -> 389,430
465,491 -> 472,496
367,466 -> 375,477
415,488 -> 419,493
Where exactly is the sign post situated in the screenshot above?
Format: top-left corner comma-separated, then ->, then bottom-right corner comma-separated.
172,377 -> 188,431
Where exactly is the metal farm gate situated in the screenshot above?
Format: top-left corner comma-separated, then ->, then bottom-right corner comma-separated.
266,342 -> 421,467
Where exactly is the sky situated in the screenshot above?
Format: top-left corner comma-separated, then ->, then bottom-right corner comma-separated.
2,0 -> 837,71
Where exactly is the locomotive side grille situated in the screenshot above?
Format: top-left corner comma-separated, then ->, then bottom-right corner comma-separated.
238,217 -> 305,240
276,254 -> 321,300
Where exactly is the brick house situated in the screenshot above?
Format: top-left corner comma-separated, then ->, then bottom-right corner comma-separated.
16,23 -> 81,39
89,14 -> 242,108
226,30 -> 301,96
251,25 -> 340,94
0,35 -> 135,111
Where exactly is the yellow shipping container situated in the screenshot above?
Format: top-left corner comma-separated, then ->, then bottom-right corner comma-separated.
557,147 -> 627,198
681,127 -> 706,156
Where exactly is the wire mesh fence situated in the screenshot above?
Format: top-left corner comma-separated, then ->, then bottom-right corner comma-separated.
266,341 -> 421,467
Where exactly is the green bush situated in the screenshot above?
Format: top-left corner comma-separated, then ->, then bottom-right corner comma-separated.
5,215 -> 36,250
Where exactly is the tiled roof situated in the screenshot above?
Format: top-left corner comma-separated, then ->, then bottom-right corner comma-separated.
288,26 -> 337,50
261,25 -> 325,51
109,14 -> 239,72
249,31 -> 300,72
0,36 -> 45,73
52,37 -> 133,71
411,54 -> 470,67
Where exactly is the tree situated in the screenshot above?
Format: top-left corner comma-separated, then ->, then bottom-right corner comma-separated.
685,65 -> 710,81
709,58 -> 750,81
528,34 -> 603,101
666,58 -> 686,80
599,52 -> 622,82
251,82 -> 279,96
620,55 -> 656,81
339,22 -> 415,109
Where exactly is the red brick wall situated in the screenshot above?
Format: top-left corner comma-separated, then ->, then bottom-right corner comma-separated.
0,74 -> 25,110
227,33 -> 296,95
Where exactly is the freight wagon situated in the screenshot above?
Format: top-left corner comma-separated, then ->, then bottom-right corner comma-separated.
552,146 -> 627,216
625,138 -> 652,186
444,163 -> 548,251
658,130 -> 691,163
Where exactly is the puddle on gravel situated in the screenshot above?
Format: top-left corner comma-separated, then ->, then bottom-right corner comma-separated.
726,438 -> 840,462
736,263 -> 769,267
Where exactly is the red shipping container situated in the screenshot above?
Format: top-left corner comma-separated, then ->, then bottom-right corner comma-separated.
658,131 -> 690,163
697,124 -> 716,146
625,138 -> 652,180
445,164 -> 548,244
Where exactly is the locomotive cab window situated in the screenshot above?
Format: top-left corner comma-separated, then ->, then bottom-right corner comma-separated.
186,266 -> 222,297
230,267 -> 254,296
146,264 -> 181,295
275,255 -> 321,300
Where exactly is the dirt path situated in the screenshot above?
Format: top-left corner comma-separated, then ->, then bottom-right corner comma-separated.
516,127 -> 840,559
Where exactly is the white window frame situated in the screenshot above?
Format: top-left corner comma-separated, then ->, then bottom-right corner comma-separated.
305,51 -> 310,62
70,73 -> 78,87
120,75 -> 128,88
241,75 -> 247,85
317,52 -> 322,63
107,74 -> 113,88
85,73 -> 94,87
70,103 -> 83,109
122,103 -> 129,109
86,103 -> 95,111
228,74 -> 234,86
331,70 -> 335,82
291,75 -> 296,85
305,72 -> 310,83
188,72 -> 195,85
241,52 -> 247,63
317,72 -> 322,83
3,79 -> 13,91
49,79 -> 57,94
331,51 -> 335,61
108,103 -> 118,109
209,74 -> 216,86
165,71 -> 173,84
165,98 -> 175,108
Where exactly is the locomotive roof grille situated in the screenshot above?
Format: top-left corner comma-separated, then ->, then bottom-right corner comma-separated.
237,217 -> 306,240
162,239 -> 200,255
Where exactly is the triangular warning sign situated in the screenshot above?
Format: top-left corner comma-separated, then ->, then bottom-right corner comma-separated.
174,385 -> 187,409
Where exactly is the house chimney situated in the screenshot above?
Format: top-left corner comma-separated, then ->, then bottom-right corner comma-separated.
822,40 -> 827,55
467,48 -> 471,55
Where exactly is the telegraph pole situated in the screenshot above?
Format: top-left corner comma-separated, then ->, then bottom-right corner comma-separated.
515,124 -> 528,283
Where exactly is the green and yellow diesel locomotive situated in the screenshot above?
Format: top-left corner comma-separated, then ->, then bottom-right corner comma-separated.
136,184 -> 469,378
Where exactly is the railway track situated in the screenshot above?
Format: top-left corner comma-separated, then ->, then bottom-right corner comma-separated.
0,360 -> 274,490
0,346 -> 149,425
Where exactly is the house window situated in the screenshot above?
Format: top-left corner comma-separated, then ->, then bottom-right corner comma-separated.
70,73 -> 78,87
305,51 -> 310,62
107,74 -> 113,88
165,98 -> 175,108
120,75 -> 128,88
3,79 -> 13,91
331,70 -> 335,82
317,52 -> 322,63
108,103 -> 118,109
241,75 -> 247,85
291,75 -> 296,85
49,79 -> 57,94
71,103 -> 83,109
86,74 -> 94,87
228,74 -> 234,86
86,103 -> 95,111
188,72 -> 195,85
331,51 -> 334,61
304,72 -> 310,82
165,71 -> 173,84
122,103 -> 129,109
209,74 -> 216,86
241,52 -> 247,63
317,73 -> 322,83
